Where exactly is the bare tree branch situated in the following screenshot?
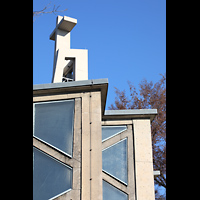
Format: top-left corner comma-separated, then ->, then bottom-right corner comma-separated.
109,73 -> 166,199
33,1 -> 67,22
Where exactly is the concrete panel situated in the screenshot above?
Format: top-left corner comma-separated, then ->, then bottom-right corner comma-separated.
90,91 -> 102,200
134,162 -> 155,200
81,93 -> 91,200
33,93 -> 82,103
126,128 -> 135,192
73,98 -> 82,161
133,120 -> 153,162
133,119 -> 155,200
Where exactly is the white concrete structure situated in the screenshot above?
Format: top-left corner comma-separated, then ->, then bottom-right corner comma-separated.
33,15 -> 159,200
33,80 -> 158,200
50,16 -> 88,83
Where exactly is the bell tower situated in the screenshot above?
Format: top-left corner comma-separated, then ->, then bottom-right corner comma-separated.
50,16 -> 88,83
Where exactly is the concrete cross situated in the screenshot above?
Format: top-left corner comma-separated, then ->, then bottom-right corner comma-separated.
50,16 -> 88,83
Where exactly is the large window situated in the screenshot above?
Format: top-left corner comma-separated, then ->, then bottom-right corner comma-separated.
33,99 -> 78,200
33,99 -> 75,157
33,147 -> 72,200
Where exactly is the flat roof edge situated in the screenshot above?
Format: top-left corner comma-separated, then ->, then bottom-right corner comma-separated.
33,79 -> 108,91
33,79 -> 108,117
103,109 -> 158,122
50,16 -> 77,40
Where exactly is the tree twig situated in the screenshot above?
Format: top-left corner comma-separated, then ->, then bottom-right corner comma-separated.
33,1 -> 67,21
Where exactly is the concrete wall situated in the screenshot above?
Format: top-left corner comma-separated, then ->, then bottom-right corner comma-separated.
33,89 -> 155,200
33,95 -> 82,200
102,119 -> 155,200
33,91 -> 102,200
81,91 -> 102,200
133,120 -> 155,200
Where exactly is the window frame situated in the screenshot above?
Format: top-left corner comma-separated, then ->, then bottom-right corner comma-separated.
101,123 -> 136,200
102,125 -> 127,142
33,99 -> 75,158
33,97 -> 82,200
33,146 -> 73,200
103,179 -> 129,200
102,138 -> 128,185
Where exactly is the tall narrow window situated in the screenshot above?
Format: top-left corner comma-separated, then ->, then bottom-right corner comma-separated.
33,147 -> 72,200
33,99 -> 75,157
102,138 -> 128,184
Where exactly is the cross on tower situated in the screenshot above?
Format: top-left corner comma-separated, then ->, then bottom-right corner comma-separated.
50,16 -> 88,83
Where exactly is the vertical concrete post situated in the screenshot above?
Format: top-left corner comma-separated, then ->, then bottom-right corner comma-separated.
51,16 -> 71,83
90,91 -> 102,200
81,93 -> 91,200
133,119 -> 155,200
81,91 -> 102,200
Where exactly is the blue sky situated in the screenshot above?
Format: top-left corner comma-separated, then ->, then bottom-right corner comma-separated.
33,0 -> 166,110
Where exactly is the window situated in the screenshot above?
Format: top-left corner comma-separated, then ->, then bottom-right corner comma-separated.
33,99 -> 75,157
33,98 -> 80,200
102,125 -> 127,142
102,124 -> 135,199
103,180 -> 128,200
33,147 -> 72,200
102,138 -> 128,184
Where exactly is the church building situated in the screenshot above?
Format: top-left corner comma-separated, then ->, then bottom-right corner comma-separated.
33,15 -> 159,200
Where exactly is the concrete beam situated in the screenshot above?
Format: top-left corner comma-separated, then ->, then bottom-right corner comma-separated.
50,16 -> 77,41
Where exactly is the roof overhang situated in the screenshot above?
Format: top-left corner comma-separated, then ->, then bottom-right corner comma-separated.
50,16 -> 77,41
33,79 -> 108,116
33,79 -> 157,121
103,109 -> 158,122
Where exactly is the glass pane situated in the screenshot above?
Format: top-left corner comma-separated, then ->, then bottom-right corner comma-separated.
102,138 -> 128,184
102,126 -> 127,141
33,147 -> 72,200
103,180 -> 128,200
33,99 -> 74,156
